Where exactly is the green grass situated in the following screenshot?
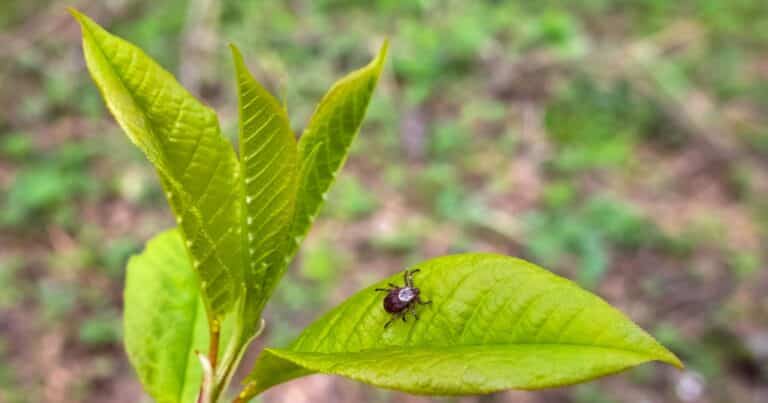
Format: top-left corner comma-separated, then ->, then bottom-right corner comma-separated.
524,195 -> 664,287
1,142 -> 101,230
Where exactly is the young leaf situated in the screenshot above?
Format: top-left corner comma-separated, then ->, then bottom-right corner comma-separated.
234,41 -> 388,324
71,10 -> 242,318
124,230 -> 229,403
230,45 -> 298,329
241,254 -> 681,397
286,42 -> 388,261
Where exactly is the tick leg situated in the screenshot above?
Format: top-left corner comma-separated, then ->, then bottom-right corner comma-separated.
406,269 -> 421,288
400,305 -> 418,321
386,312 -> 404,328
374,288 -> 390,292
388,283 -> 399,289
416,295 -> 432,305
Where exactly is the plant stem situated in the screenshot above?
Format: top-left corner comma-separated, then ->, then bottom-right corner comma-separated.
223,321 -> 264,401
209,318 -> 264,403
209,318 -> 221,370
199,308 -> 222,402
195,352 -> 214,403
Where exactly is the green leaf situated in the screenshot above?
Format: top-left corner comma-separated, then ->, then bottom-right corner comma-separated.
286,42 -> 388,261
124,230 -> 215,403
71,9 -> 242,317
230,45 -> 298,329
242,253 -> 681,397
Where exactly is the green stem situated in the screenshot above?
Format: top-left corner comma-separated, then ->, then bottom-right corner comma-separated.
209,319 -> 221,370
209,317 -> 265,402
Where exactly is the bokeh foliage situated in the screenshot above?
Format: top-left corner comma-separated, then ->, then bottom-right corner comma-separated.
0,0 -> 766,402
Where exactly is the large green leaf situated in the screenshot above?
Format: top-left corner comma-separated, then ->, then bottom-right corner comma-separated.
286,42 -> 388,261
124,230 -> 214,403
242,254 -> 681,397
72,10 -> 242,317
230,45 -> 298,329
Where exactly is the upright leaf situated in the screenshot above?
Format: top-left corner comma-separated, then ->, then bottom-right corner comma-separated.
287,42 -> 388,259
242,254 -> 681,397
232,41 -> 388,322
124,230 -> 218,403
72,10 -> 242,317
230,45 -> 298,329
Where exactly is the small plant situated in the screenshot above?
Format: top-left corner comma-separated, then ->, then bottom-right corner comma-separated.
71,9 -> 682,403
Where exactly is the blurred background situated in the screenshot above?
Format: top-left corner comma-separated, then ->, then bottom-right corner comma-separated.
1,0 -> 767,402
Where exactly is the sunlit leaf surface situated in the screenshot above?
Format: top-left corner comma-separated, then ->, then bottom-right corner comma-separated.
73,10 -> 242,317
244,254 -> 681,396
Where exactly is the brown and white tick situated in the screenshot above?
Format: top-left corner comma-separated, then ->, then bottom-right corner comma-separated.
375,269 -> 431,328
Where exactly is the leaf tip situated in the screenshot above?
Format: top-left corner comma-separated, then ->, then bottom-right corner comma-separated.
374,39 -> 389,70
67,7 -> 92,28
229,43 -> 249,77
228,42 -> 242,58
650,342 -> 684,369
68,8 -> 106,41
66,6 -> 83,19
663,350 -> 685,370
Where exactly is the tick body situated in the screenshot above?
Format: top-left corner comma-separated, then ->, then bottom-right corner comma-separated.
376,269 -> 431,327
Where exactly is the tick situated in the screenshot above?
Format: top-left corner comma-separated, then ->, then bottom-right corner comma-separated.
376,269 -> 431,328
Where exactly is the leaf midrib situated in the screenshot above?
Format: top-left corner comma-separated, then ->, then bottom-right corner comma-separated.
273,341 -> 671,363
